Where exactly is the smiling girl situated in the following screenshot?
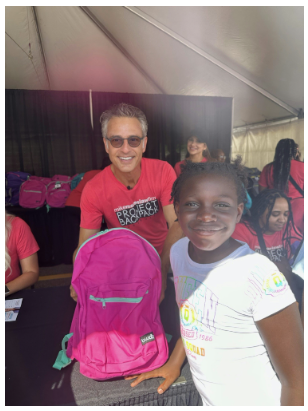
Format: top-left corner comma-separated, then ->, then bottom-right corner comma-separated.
126,160 -> 304,406
174,131 -> 212,177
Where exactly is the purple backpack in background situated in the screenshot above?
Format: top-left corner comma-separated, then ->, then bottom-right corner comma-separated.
5,171 -> 31,206
19,176 -> 51,208
53,228 -> 169,380
46,175 -> 71,208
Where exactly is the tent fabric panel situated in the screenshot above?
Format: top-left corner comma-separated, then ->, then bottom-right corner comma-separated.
5,6 -> 48,90
88,6 -> 292,127
136,6 -> 304,111
33,6 -> 158,94
231,119 -> 304,170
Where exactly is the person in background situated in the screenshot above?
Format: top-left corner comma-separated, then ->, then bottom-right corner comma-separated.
211,148 -> 226,163
126,160 -> 304,406
232,189 -> 303,307
70,103 -> 183,303
66,170 -> 103,210
259,139 -> 303,234
5,211 -> 39,296
174,131 -> 212,177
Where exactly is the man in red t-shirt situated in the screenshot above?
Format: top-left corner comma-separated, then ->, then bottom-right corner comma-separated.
70,103 -> 183,303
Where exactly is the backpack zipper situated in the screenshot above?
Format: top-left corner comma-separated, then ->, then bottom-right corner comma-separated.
89,290 -> 148,309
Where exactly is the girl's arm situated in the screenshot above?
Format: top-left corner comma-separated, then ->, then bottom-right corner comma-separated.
6,253 -> 39,296
255,302 -> 304,406
125,337 -> 186,394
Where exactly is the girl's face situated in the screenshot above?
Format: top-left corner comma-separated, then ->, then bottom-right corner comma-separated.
187,136 -> 207,157
175,174 -> 244,263
259,197 -> 289,235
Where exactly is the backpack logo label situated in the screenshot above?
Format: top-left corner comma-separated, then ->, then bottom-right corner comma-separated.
140,332 -> 155,345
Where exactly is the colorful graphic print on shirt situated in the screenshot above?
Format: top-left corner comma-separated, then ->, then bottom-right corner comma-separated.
174,275 -> 219,340
262,271 -> 288,297
114,197 -> 159,226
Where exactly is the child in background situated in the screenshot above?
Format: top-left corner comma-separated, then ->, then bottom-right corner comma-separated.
232,189 -> 303,307
174,131 -> 211,177
126,160 -> 303,406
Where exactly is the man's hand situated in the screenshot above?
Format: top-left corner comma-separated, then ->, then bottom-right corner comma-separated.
70,284 -> 78,302
124,361 -> 181,395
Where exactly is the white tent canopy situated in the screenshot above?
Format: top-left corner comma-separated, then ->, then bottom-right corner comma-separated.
5,6 -> 304,168
5,6 -> 304,127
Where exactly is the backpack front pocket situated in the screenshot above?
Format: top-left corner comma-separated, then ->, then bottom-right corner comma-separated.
83,281 -> 158,374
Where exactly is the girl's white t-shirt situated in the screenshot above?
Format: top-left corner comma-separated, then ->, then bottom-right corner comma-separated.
170,238 -> 296,406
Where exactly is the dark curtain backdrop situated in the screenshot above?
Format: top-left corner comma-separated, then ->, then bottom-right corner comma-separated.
6,90 -> 233,176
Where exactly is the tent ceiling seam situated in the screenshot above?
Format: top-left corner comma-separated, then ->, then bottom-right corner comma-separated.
31,6 -> 51,90
5,31 -> 45,89
79,6 -> 166,95
125,6 -> 299,117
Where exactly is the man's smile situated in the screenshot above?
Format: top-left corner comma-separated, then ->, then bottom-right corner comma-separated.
119,156 -> 134,161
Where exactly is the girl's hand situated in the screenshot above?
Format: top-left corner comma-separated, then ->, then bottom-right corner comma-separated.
125,361 -> 181,394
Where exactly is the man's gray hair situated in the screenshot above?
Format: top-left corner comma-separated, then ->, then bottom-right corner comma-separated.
100,103 -> 148,138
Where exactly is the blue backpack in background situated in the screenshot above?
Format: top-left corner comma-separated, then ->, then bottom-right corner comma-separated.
70,173 -> 85,190
5,171 -> 31,206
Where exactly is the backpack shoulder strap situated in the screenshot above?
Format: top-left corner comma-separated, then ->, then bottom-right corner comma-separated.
289,175 -> 304,197
53,333 -> 73,370
255,227 -> 270,259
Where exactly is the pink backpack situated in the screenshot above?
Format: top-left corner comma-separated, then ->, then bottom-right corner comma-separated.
19,176 -> 51,208
46,175 -> 71,208
53,228 -> 169,380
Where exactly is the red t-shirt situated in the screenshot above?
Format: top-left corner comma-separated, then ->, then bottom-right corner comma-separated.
259,160 -> 304,199
232,222 -> 300,263
80,158 -> 177,255
174,157 -> 207,178
5,216 -> 39,284
65,170 -> 101,208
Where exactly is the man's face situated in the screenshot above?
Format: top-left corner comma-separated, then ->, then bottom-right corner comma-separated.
103,117 -> 148,174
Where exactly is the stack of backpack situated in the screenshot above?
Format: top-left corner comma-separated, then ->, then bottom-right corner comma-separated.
53,228 -> 169,380
19,175 -> 72,208
5,172 -> 74,209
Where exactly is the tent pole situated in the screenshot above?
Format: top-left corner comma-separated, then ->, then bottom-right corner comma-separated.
79,6 -> 166,95
233,116 -> 299,134
32,6 -> 51,90
125,6 -> 299,117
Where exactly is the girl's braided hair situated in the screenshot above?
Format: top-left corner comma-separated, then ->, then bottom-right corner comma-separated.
242,189 -> 302,260
265,138 -> 298,192
170,156 -> 248,206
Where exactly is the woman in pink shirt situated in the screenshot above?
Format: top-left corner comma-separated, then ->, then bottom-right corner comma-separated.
174,131 -> 212,177
5,212 -> 39,296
